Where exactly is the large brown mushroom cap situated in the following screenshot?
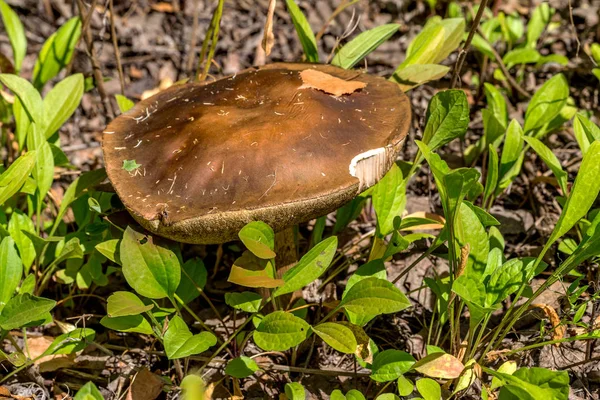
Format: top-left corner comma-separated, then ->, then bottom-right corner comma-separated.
102,63 -> 411,244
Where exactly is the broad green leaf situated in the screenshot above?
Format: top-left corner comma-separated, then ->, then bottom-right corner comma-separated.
95,239 -> 120,265
483,145 -> 499,206
371,350 -> 416,382
412,353 -> 464,379
274,236 -> 337,297
107,291 -> 153,317
332,24 -> 400,69
341,277 -> 411,315
27,124 -> 54,204
503,48 -> 540,68
372,164 -> 406,235
120,226 -> 180,299
0,74 -> 43,125
19,274 -> 35,295
523,136 -> 568,194
422,90 -> 469,152
549,141 -> 600,244
74,382 -> 104,400
163,316 -> 217,359
238,221 -> 275,259
225,356 -> 260,378
486,258 -> 536,306
42,73 -> 84,138
346,390 -> 367,400
253,311 -> 310,351
527,3 -> 553,47
100,315 -> 154,335
53,168 -> 107,235
0,293 -> 56,330
495,367 -> 569,400
115,94 -> 135,113
285,382 -> 306,400
176,258 -> 207,304
403,21 -> 445,66
573,114 -> 600,155
344,259 -> 386,297
225,291 -> 262,313
8,210 -> 36,272
13,97 -> 30,149
524,74 -> 568,133
312,322 -> 357,354
43,328 -> 95,355
0,0 -> 26,72
483,83 -> 508,126
180,374 -> 206,400
416,378 -> 441,400
456,202 -> 490,278
498,120 -> 524,192
228,250 -> 283,288
285,0 -> 318,62
491,360 -> 518,390
374,395 -> 400,400
397,376 -> 414,396
33,16 -> 82,89
331,390 -> 346,400
483,109 -> 506,149
0,237 -> 22,310
391,64 -> 449,92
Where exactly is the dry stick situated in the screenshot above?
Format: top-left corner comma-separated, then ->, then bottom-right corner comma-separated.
476,27 -> 531,99
315,0 -> 360,42
450,0 -> 490,89
109,0 -> 125,96
567,0 -> 581,58
76,0 -> 115,119
186,0 -> 201,74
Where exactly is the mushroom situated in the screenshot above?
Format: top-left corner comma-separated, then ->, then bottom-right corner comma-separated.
102,63 -> 411,263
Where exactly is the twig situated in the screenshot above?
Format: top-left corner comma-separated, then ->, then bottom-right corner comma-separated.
450,0 -> 490,88
109,0 -> 125,96
476,27 -> 531,98
76,0 -> 115,119
567,0 -> 581,58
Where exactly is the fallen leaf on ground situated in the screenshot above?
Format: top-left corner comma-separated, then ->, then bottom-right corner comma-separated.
299,69 -> 367,97
126,367 -> 164,400
26,336 -> 75,373
529,303 -> 565,344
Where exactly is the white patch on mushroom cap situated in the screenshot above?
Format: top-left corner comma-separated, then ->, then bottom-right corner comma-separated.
348,146 -> 393,192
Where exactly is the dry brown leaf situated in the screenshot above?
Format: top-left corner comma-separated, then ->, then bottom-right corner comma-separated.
262,0 -> 276,56
204,382 -> 216,400
126,367 -> 164,400
529,303 -> 565,344
228,251 -> 284,288
299,69 -> 367,97
150,2 -> 175,13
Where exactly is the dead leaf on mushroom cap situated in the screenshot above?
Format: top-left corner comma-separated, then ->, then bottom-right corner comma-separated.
299,69 -> 367,97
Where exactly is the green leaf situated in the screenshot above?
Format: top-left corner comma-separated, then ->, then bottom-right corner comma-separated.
456,202 -> 489,279
330,390 -> 346,400
122,159 -> 141,172
225,356 -> 260,378
228,250 -> 282,288
346,390 -> 367,400
8,210 -> 36,272
0,74 -> 43,124
33,16 -> 82,89
0,151 -> 37,206
483,83 -> 508,126
397,375 -> 414,396
412,352 -> 465,379
115,94 -> 135,113
526,3 -> 553,47
372,164 -> 406,235
332,24 -> 400,69
496,367 -> 569,400
0,237 -> 21,310
483,145 -> 499,206
371,350 -> 416,382
238,221 -> 276,259
74,381 -> 104,400
549,141 -> 600,244
422,90 -> 469,152
43,328 -> 95,355
390,64 -> 449,92
120,226 -> 181,299
27,124 -> 54,205
524,74 -> 568,134
523,136 -> 568,194
416,378 -> 441,400
403,18 -> 464,66
0,0 -> 26,72
498,120 -> 524,192
285,382 -> 306,400
344,259 -> 386,297
225,291 -> 262,313
107,291 -> 153,317
176,258 -> 207,304
100,315 -> 154,335
341,277 -> 411,315
13,96 -> 30,150
95,239 -> 120,265
374,395 -> 400,400
163,316 -> 217,359
312,322 -> 357,354
0,293 -> 56,330
253,311 -> 310,351
274,236 -> 337,297
573,113 -> 600,155
285,0 -> 318,62
502,48 -> 540,68
486,258 -> 536,306
42,73 -> 84,138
